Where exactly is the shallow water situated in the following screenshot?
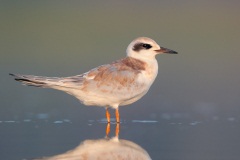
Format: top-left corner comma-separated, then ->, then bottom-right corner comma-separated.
1,116 -> 239,160
1,1 -> 240,160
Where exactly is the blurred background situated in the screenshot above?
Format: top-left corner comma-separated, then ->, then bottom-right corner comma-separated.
1,0 -> 240,122
0,0 -> 240,159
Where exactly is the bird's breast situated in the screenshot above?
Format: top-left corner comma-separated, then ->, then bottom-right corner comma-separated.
138,61 -> 158,85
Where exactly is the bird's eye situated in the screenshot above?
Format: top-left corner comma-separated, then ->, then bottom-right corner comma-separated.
142,44 -> 152,49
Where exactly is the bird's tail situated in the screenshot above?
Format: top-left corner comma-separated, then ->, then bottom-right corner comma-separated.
9,73 -> 64,88
10,73 -> 85,91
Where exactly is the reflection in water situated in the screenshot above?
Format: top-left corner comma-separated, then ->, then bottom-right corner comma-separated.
35,123 -> 151,160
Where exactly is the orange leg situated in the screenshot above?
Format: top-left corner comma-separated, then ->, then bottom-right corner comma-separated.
115,108 -> 120,123
106,108 -> 110,123
115,123 -> 120,137
106,123 -> 110,137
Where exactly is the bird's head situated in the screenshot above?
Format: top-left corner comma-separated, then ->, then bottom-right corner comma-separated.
126,37 -> 177,61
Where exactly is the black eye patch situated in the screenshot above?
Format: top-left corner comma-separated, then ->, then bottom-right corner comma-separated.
133,43 -> 152,51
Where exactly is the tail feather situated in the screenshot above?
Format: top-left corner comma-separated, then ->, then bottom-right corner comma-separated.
9,73 -> 62,88
9,73 -> 84,89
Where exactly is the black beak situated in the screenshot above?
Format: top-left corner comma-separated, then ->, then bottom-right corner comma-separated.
155,47 -> 178,54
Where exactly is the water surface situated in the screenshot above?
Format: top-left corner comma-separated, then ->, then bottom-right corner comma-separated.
1,116 -> 239,160
1,1 -> 240,160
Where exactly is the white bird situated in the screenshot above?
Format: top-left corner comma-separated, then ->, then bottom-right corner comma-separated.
10,37 -> 177,123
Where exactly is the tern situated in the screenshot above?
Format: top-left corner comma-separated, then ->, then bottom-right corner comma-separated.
10,37 -> 177,123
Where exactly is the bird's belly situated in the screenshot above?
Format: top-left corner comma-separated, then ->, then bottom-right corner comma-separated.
119,90 -> 147,106
77,82 -> 149,108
